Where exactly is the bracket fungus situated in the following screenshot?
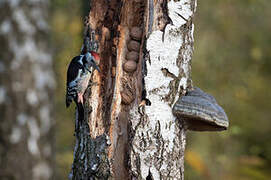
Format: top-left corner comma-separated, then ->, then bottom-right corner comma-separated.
173,87 -> 229,131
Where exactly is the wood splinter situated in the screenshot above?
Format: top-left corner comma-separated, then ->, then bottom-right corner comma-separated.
121,90 -> 135,105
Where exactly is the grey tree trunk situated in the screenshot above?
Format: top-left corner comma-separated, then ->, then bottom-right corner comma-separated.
71,0 -> 196,179
0,1 -> 55,180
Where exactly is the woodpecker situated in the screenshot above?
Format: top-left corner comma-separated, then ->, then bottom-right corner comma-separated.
66,52 -> 100,121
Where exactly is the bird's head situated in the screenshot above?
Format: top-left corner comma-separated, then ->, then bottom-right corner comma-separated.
84,52 -> 100,73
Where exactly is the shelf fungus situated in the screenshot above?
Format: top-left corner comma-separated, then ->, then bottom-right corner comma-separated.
173,87 -> 229,131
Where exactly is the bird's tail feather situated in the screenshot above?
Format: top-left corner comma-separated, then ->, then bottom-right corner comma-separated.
66,90 -> 74,108
66,95 -> 72,108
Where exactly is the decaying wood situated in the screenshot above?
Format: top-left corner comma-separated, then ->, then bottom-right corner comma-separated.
71,0 -> 197,179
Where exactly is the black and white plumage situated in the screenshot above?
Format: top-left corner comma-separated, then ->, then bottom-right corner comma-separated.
66,52 -> 100,120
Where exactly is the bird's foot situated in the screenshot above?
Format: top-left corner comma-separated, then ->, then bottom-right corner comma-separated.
138,99 -> 151,116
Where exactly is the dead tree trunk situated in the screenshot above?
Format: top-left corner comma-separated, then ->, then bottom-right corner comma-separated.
70,0 -> 196,179
0,1 -> 55,180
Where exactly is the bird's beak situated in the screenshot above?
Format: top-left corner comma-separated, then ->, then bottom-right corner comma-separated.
92,62 -> 101,73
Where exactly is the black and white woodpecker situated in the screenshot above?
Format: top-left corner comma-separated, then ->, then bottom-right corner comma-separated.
66,51 -> 100,120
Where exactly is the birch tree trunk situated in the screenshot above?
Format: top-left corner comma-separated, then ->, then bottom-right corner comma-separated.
71,0 -> 196,179
0,1 -> 55,179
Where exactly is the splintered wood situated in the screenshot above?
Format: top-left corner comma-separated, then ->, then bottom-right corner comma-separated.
71,0 -> 196,179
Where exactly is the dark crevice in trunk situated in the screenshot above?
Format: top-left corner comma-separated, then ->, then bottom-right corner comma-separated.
146,169 -> 153,180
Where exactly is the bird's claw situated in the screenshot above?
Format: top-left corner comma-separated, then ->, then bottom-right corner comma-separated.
138,99 -> 151,116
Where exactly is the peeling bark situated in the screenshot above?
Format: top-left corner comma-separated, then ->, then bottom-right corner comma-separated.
71,0 -> 197,179
0,1 -> 55,180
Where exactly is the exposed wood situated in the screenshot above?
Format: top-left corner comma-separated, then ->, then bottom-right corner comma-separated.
71,0 -> 197,179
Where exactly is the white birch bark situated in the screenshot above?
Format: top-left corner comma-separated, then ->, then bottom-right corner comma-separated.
129,0 -> 197,179
71,0 -> 197,179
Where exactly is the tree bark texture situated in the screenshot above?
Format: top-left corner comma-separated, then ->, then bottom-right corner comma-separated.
0,1 -> 55,180
71,0 -> 196,179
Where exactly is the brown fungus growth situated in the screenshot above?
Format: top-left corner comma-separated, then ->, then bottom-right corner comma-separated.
126,51 -> 139,62
130,27 -> 143,41
173,87 -> 229,131
123,60 -> 137,73
127,40 -> 141,52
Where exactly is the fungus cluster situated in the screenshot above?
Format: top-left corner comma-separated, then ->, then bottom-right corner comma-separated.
123,27 -> 142,73
121,26 -> 143,105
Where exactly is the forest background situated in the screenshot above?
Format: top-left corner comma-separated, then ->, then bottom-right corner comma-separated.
51,0 -> 271,179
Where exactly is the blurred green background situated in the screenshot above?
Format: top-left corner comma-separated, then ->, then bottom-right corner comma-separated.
51,0 -> 271,179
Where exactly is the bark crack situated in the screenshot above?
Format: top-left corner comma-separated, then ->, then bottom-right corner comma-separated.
71,0 -> 196,179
